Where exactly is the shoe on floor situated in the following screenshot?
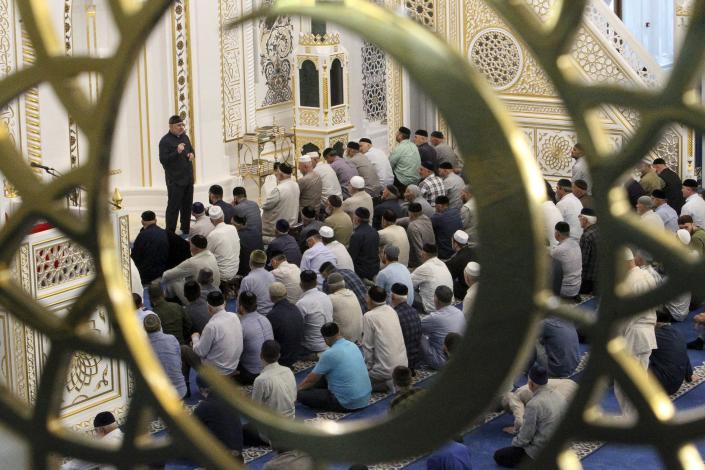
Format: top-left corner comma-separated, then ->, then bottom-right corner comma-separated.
687,338 -> 704,350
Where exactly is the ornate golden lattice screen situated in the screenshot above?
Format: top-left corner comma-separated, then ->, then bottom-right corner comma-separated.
1,0 -> 705,468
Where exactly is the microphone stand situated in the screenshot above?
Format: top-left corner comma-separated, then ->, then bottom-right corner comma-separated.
36,166 -> 80,209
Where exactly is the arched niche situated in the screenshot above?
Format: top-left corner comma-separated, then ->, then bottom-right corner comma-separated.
299,60 -> 320,107
330,58 -> 344,107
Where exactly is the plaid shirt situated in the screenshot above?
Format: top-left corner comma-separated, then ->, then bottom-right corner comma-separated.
322,268 -> 368,312
394,302 -> 423,369
419,175 -> 446,207
579,223 -> 599,283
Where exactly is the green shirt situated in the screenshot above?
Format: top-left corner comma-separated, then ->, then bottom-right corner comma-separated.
152,298 -> 191,344
691,228 -> 705,256
389,140 -> 421,186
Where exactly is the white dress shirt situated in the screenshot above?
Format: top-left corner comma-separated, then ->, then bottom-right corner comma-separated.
682,193 -> 705,228
325,240 -> 355,271
556,193 -> 583,239
61,429 -> 124,470
272,261 -> 303,303
364,146 -> 395,187
362,304 -> 408,381
206,222 -> 241,280
621,267 -> 658,361
314,162 -> 343,202
640,210 -> 665,232
541,201 -> 564,248
193,308 -> 243,374
161,249 -> 220,303
410,256 -> 454,313
252,362 -> 297,419
189,214 -> 215,239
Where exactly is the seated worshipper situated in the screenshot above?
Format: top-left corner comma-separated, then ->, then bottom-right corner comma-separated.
406,202 -> 436,269
300,229 -> 338,287
165,225 -> 192,270
652,189 -> 679,233
131,210 -> 169,286
541,183 -> 564,249
133,292 -> 152,322
389,365 -> 422,411
360,137 -> 394,188
193,375 -> 244,459
402,184 -> 434,218
189,202 -> 214,239
183,280 -> 210,334
346,141 -> 383,197
297,322 -> 372,411
206,205 -> 240,294
234,214 -> 264,276
161,235 -> 220,304
181,291 -> 243,385
208,184 -> 236,224
430,130 -> 461,171
445,230 -> 477,299
494,365 -> 567,468
60,412 -> 124,470
678,214 -> 705,256
463,262 -> 480,319
420,286 -> 466,370
656,230 -> 691,323
324,147 -> 359,199
297,154 -> 323,213
342,176 -> 374,219
261,162 -> 300,243
320,225 -> 355,271
327,272 -> 364,343
390,284 -> 423,370
298,206 -> 324,251
267,282 -> 305,367
266,219 -> 302,267
501,374 -> 576,435
324,195 -> 354,246
348,207 -> 381,282
148,284 -> 191,344
270,252 -> 303,303
431,196 -> 463,260
578,208 -> 599,295
415,129 -> 439,173
556,179 -> 583,239
296,270 -> 334,358
235,291 -> 274,385
650,312 -> 693,394
460,184 -> 479,247
197,268 -> 221,300
373,185 -> 404,230
310,150 -> 343,205
638,160 -> 664,195
411,243 -> 454,314
550,222 -> 582,302
426,441 -> 473,470
239,250 -> 276,315
537,317 -> 580,378
637,195 -> 666,232
377,245 -> 414,305
363,287 -> 409,392
378,210 -> 410,266
438,161 -> 465,210
320,261 -> 368,313
244,340 -> 297,446
232,186 -> 263,235
143,314 -> 187,398
418,160 -> 446,207
682,178 -> 705,227
389,126 -> 421,192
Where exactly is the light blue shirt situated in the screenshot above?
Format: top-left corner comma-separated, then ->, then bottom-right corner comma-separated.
148,330 -> 187,397
655,202 -> 679,233
313,338 -> 371,410
240,267 -> 276,314
376,262 -> 414,306
300,241 -> 338,287
420,305 -> 466,369
239,312 -> 274,374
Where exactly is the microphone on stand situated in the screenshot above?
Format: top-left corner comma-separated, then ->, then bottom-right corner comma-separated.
29,162 -> 54,172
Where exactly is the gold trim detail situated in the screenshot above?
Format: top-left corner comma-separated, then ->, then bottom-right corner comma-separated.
299,32 -> 340,46
218,0 -> 243,142
21,26 -> 42,170
171,0 -> 196,178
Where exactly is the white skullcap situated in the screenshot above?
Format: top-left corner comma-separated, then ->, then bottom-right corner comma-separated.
208,205 -> 223,220
299,155 -> 312,164
453,230 -> 469,245
319,226 -> 334,238
677,229 -> 691,245
306,151 -> 320,158
350,176 -> 365,189
464,261 -> 480,277
623,248 -> 634,261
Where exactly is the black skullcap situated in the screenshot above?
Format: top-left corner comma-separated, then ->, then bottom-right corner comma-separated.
435,195 -> 450,206
279,163 -> 293,174
439,161 -> 453,170
300,270 -> 318,283
206,290 -> 225,307
573,179 -> 588,191
652,158 -> 666,165
322,147 -> 337,158
168,115 -> 183,124
192,202 -> 205,214
209,184 -> 224,196
302,206 -> 316,219
408,202 -> 422,213
190,234 -> 207,249
359,138 -> 372,144
529,364 -> 548,385
415,129 -> 428,137
431,131 -> 444,139
555,221 -> 570,234
557,178 -> 572,189
382,209 -> 397,223
233,214 -> 247,225
421,160 -> 435,171
422,243 -> 437,254
276,219 -> 290,232
319,261 -> 336,274
684,179 -> 699,188
355,207 -> 370,220
652,189 -> 666,199
391,283 -> 408,296
93,411 -> 116,428
238,291 -> 258,312
141,210 -> 156,221
321,322 -> 339,338
398,126 -> 411,136
385,185 -> 400,197
580,207 -> 596,217
347,141 -> 360,150
233,186 -> 247,197
368,286 -> 387,303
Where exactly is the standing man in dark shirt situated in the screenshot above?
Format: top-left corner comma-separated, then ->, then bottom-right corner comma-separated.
209,185 -> 236,224
234,215 -> 263,276
159,115 -> 194,234
131,210 -> 169,286
232,187 -> 263,235
431,196 -> 463,260
414,129 -> 439,172
267,282 -> 304,367
348,207 -> 380,282
444,230 -> 477,299
652,157 -> 685,213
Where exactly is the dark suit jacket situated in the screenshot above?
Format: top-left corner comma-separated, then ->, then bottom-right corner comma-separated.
348,223 -> 380,280
268,299 -> 305,367
131,224 -> 169,284
659,168 -> 685,213
373,198 -> 404,230
159,131 -> 194,186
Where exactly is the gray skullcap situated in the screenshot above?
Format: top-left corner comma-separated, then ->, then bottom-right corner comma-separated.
327,272 -> 345,289
269,282 -> 287,299
208,205 -> 224,220
143,313 -> 160,333
406,184 -> 420,196
384,244 -> 400,259
637,195 -> 653,208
